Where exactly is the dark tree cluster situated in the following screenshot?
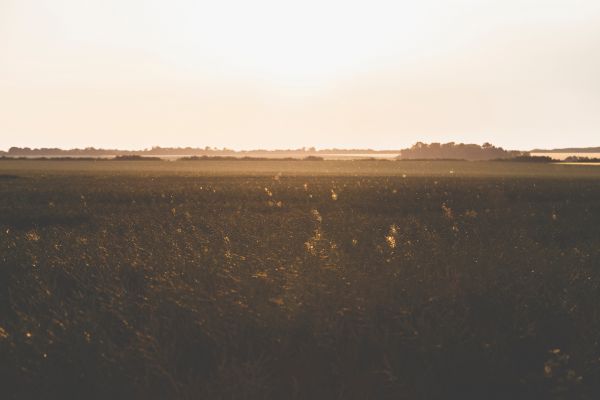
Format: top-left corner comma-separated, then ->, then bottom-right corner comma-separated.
564,156 -> 600,163
398,142 -> 526,160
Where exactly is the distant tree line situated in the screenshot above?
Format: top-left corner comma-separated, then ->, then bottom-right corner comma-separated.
398,142 -> 527,160
3,144 -> 598,159
531,146 -> 600,153
564,156 -> 600,163
0,146 -> 402,157
495,155 -> 554,163
0,146 -> 238,157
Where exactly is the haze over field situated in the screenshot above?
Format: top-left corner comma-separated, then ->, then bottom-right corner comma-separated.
4,2 -> 600,398
2,0 -> 600,151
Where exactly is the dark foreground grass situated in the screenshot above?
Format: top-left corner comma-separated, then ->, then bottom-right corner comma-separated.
1,162 -> 600,399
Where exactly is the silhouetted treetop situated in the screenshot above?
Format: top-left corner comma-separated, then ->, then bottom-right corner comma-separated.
398,142 -> 526,160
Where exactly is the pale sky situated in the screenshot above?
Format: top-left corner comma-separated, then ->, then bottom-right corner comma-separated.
1,0 -> 599,150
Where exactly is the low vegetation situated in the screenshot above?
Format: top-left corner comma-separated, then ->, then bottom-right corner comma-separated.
564,156 -> 600,163
1,161 -> 599,399
495,155 -> 554,163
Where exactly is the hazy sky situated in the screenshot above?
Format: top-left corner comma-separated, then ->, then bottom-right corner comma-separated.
1,0 -> 599,150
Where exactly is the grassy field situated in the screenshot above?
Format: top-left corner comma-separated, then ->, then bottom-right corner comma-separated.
1,160 -> 600,399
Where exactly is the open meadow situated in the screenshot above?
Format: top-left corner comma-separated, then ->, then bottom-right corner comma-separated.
1,160 -> 600,399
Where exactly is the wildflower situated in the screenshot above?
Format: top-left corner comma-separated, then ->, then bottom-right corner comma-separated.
311,209 -> 322,223
26,231 -> 40,241
441,203 -> 453,219
386,235 -> 396,249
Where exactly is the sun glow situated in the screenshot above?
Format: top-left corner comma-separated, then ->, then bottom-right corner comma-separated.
1,0 -> 600,150
9,0 -> 439,85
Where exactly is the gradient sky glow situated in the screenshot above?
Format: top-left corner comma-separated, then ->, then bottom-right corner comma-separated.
1,0 -> 599,150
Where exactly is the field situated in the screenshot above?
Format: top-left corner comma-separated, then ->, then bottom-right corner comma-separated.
1,160 -> 600,399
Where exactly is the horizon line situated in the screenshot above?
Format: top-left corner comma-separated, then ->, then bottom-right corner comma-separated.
1,143 -> 599,153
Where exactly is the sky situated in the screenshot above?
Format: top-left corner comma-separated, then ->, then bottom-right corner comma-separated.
1,0 -> 599,151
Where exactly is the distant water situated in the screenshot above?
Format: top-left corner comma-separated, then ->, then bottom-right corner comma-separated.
319,153 -> 400,160
531,152 -> 600,160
